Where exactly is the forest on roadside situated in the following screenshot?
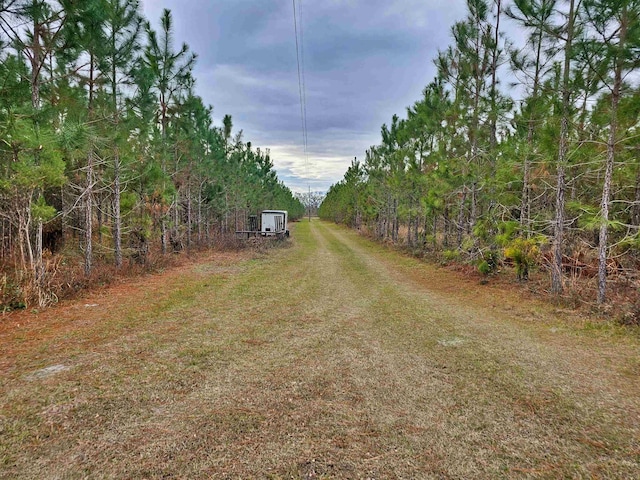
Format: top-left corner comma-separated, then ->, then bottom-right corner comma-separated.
0,0 -> 305,309
320,0 -> 640,309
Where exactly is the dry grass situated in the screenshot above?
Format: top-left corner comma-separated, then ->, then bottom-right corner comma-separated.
1,220 -> 639,478
0,233 -> 257,310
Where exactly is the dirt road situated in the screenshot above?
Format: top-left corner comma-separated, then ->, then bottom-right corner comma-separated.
1,220 -> 639,478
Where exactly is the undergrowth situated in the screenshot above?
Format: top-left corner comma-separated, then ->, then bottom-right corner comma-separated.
0,233 -> 291,312
355,226 -> 640,328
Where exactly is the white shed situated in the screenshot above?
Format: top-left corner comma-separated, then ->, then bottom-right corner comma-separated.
261,210 -> 289,237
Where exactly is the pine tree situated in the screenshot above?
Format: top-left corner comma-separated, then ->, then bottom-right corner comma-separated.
582,0 -> 640,302
507,0 -> 558,236
144,8 -> 196,253
103,0 -> 143,268
551,0 -> 579,295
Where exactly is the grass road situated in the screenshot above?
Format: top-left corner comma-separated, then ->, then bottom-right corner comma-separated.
1,219 -> 639,478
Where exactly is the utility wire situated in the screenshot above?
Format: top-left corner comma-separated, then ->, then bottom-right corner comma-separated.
292,0 -> 311,218
291,0 -> 306,158
298,0 -> 309,165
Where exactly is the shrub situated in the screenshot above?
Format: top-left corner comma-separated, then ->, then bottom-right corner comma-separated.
443,249 -> 460,262
503,237 -> 543,281
477,260 -> 492,275
1,273 -> 25,312
477,250 -> 499,276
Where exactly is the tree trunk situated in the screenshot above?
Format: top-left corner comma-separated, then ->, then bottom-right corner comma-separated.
442,205 -> 448,247
113,149 -> 122,268
457,187 -> 467,247
110,26 -> 123,268
234,204 -> 238,234
520,149 -> 531,237
161,218 -> 167,254
407,208 -> 412,247
552,150 -> 567,294
35,219 -> 44,307
551,0 -> 576,295
432,214 -> 438,248
633,166 -> 640,227
197,183 -> 203,245
224,192 -> 229,233
470,181 -> 477,234
16,192 -> 38,304
18,207 -> 30,275
173,194 -> 179,247
597,9 -> 626,304
1,219 -> 5,262
520,21 -> 545,237
597,136 -> 615,304
393,198 -> 399,243
27,12 -> 44,299
96,194 -> 103,245
489,0 -> 501,154
84,150 -> 94,277
413,207 -> 419,246
29,14 -> 42,110
520,67 -> 540,236
187,182 -> 192,250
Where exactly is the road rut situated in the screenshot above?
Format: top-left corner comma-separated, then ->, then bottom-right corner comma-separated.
1,219 -> 639,478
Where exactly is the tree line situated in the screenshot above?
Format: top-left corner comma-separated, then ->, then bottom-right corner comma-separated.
320,0 -> 640,304
0,0 -> 304,308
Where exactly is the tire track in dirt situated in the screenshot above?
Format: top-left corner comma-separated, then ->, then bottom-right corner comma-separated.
1,220 -> 639,479
306,220 -> 640,478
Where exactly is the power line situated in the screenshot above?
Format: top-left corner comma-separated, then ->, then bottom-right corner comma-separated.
298,0 -> 309,164
292,0 -> 311,219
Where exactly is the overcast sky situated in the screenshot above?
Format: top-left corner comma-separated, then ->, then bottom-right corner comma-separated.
140,0 -> 469,193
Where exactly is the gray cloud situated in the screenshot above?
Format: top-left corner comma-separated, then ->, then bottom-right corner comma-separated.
141,0 -> 468,192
